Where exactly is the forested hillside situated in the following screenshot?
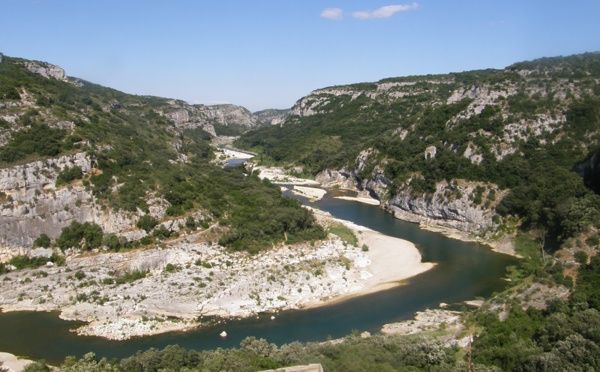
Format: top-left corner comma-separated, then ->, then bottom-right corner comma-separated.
237,52 -> 600,250
0,54 -> 321,252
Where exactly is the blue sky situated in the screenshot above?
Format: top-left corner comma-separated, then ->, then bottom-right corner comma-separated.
1,1 -> 599,111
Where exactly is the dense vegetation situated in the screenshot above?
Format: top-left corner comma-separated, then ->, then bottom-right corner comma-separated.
0,123 -> 67,163
237,52 -> 600,247
49,335 -> 456,372
0,56 -> 323,252
469,256 -> 600,371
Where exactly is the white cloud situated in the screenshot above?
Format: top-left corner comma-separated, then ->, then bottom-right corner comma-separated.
321,8 -> 344,20
352,11 -> 371,20
352,3 -> 419,20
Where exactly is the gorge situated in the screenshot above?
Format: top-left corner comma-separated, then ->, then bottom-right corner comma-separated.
1,51 -> 599,370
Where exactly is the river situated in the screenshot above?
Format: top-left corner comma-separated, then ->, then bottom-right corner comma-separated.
0,190 -> 516,364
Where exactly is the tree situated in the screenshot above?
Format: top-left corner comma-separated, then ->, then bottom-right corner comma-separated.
56,221 -> 103,251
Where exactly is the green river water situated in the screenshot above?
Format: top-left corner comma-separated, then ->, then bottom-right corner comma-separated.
0,191 -> 517,364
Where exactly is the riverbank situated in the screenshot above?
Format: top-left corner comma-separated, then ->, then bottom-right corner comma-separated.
290,186 -> 327,201
301,210 -> 434,309
256,167 -> 320,186
420,224 -> 516,256
221,148 -> 255,160
380,309 -> 471,348
334,196 -> 380,206
334,217 -> 433,296
0,352 -> 33,372
0,210 -> 432,340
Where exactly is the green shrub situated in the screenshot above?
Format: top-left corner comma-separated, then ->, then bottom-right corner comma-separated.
152,225 -> 171,240
185,216 -> 197,230
115,270 -> 147,285
8,255 -> 51,270
575,251 -> 588,264
136,215 -> 158,232
74,270 -> 86,280
33,234 -> 51,248
56,166 -> 83,186
0,124 -> 66,164
56,221 -> 103,251
586,235 -> 600,247
164,263 -> 175,273
139,236 -> 154,246
102,233 -> 125,251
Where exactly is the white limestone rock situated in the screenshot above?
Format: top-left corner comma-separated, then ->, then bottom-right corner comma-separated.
22,61 -> 68,82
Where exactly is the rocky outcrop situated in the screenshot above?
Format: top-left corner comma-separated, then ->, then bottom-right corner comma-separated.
204,104 -> 256,127
164,101 -> 287,136
0,153 -> 146,248
288,79 -> 452,118
463,143 -> 483,165
424,146 -> 437,159
316,148 -> 503,235
22,61 -> 68,82
384,181 -> 498,232
0,152 -> 91,191
262,364 -> 323,372
0,152 -> 213,250
315,169 -> 357,189
253,108 -> 289,126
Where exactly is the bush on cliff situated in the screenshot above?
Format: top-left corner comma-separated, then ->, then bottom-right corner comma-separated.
56,221 -> 103,251
56,166 -> 83,186
33,233 -> 52,248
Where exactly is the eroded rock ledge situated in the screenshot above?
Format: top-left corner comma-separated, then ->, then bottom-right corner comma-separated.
315,150 -> 515,255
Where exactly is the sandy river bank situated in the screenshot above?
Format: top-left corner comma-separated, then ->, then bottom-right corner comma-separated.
0,210 -> 432,340
0,166 -> 436,340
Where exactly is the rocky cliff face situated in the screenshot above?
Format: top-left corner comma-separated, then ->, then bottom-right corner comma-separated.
289,80 -> 451,118
384,181 -> 501,232
319,169 -> 501,234
316,149 -> 504,235
0,153 -> 140,248
0,150 -> 216,251
253,108 -> 289,126
163,101 -> 288,136
22,61 -> 68,82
